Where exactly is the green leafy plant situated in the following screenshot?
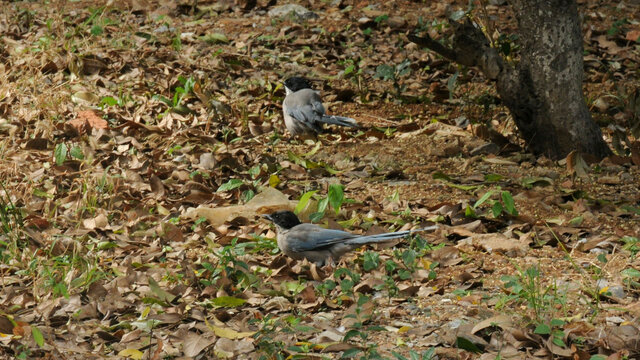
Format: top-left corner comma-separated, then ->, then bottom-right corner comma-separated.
172,33 -> 181,51
334,267 -> 361,300
374,59 -> 412,99
198,238 -> 259,294
392,247 -> 419,280
0,184 -> 27,259
364,234 -> 438,299
316,278 -> 337,297
381,271 -> 400,298
392,348 -> 435,360
621,235 -> 639,258
473,187 -> 518,217
82,7 -> 105,35
374,14 -> 389,24
341,58 -> 364,86
341,295 -> 392,359
54,143 -> 68,166
296,183 -> 352,223
607,18 -> 629,36
500,265 -> 568,325
287,150 -> 340,176
100,93 -> 131,108
362,251 -> 380,272
496,33 -> 520,56
534,318 -> 567,348
216,179 -> 244,193
152,75 -> 195,115
251,313 -> 317,360
621,266 -> 640,291
252,315 -> 288,360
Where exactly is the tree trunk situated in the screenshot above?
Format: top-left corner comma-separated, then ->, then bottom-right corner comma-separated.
409,0 -> 612,160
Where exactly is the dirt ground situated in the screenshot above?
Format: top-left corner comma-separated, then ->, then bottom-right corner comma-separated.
0,0 -> 639,359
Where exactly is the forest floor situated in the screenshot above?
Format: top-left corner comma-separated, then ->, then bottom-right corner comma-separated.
0,0 -> 639,359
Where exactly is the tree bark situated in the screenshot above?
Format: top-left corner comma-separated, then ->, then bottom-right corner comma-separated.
409,0 -> 612,160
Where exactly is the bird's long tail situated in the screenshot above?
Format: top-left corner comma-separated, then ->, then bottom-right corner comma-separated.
320,115 -> 359,128
344,225 -> 439,245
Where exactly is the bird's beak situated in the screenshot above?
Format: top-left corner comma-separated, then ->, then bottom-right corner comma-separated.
262,214 -> 272,221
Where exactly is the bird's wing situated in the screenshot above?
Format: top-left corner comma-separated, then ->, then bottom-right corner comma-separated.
284,90 -> 325,123
287,224 -> 440,253
309,98 -> 326,116
286,224 -> 356,252
308,95 -> 358,128
286,105 -> 318,125
287,105 -> 325,124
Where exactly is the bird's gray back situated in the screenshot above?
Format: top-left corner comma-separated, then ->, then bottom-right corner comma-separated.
285,223 -> 355,252
283,89 -> 324,110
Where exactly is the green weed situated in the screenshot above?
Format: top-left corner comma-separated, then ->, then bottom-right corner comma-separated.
473,187 -> 518,217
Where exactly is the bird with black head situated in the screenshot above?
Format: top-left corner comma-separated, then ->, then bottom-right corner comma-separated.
263,210 -> 438,266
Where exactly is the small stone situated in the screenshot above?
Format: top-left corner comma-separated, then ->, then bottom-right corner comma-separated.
608,285 -> 626,299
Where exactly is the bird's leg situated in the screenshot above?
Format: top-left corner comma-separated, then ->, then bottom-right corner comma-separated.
322,258 -> 336,273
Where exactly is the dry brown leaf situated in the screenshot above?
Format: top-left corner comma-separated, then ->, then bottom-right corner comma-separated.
83,213 -> 109,230
183,332 -> 215,357
631,141 -> 640,166
0,316 -> 14,334
1,2 -> 638,359
471,314 -> 513,334
464,233 -> 529,257
566,150 -> 589,178
626,29 -> 640,42
212,326 -> 255,340
150,174 -> 166,197
595,34 -> 625,54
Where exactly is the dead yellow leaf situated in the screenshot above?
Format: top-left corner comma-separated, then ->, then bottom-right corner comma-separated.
118,348 -> 144,360
213,326 -> 255,339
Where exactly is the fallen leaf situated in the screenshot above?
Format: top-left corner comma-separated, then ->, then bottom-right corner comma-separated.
183,332 -> 215,357
471,314 -> 513,334
212,326 -> 255,339
118,348 -> 144,360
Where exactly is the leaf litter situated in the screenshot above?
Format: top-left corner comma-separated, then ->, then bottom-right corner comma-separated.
0,0 -> 638,359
